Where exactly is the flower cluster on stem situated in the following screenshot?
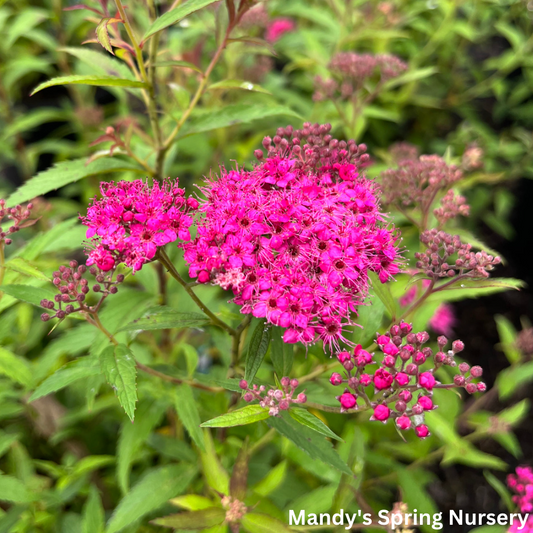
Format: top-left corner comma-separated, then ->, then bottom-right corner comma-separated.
507,467 -> 533,532
0,199 -> 36,245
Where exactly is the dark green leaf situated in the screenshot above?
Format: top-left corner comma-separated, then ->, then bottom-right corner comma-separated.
99,344 -> 137,421
201,405 -> 270,428
151,507 -> 225,529
175,384 -> 206,451
242,513 -> 292,533
0,346 -> 32,387
31,75 -> 147,95
229,439 -> 249,501
118,306 -> 211,332
244,321 -> 271,384
289,408 -> 342,441
270,326 -> 293,378
484,471 -> 513,512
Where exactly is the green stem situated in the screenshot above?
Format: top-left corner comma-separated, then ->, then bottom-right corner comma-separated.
0,242 -> 5,302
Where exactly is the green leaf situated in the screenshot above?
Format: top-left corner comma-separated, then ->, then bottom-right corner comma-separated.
0,284 -> 55,308
242,513 -> 292,533
270,326 -> 293,378
496,360 -> 533,400
6,157 -> 144,207
29,357 -> 102,402
252,461 -> 287,497
484,471 -> 513,512
383,66 -> 438,89
180,104 -> 301,138
4,258 -> 49,281
368,272 -> 397,318
207,79 -> 271,94
175,384 -> 206,451
230,439 -> 249,501
31,75 -> 147,95
201,405 -> 270,428
244,321 -> 271,384
152,508 -> 226,529
429,278 -> 524,304
99,344 -> 137,421
289,408 -> 342,441
82,485 -> 105,533
495,315 -> 521,364
118,306 -> 211,332
467,527 -> 507,533
169,495 -> 215,511
498,399 -> 530,426
267,412 -> 352,475
200,430 -> 229,495
152,60 -> 202,73
0,346 -> 32,387
0,475 -> 34,503
106,464 -> 197,533
96,18 -> 118,55
59,47 -> 135,81
143,0 -> 221,41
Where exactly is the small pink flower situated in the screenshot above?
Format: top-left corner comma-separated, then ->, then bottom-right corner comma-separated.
360,374 -> 372,387
372,404 -> 390,422
395,372 -> 410,386
265,18 -> 295,43
374,368 -> 393,390
418,396 -> 434,410
330,373 -> 343,386
382,342 -> 399,356
419,371 -> 436,390
337,351 -> 352,363
415,424 -> 430,438
396,415 -> 411,430
338,391 -> 357,410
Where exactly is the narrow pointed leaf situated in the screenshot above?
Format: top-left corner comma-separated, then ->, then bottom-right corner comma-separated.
119,306 -> 211,331
289,408 -> 342,441
201,405 -> 269,428
229,439 -> 249,501
207,79 -> 271,94
270,326 -> 293,378
152,507 -> 225,529
175,384 -> 206,451
152,60 -> 202,73
242,513 -> 292,533
0,284 -> 55,308
244,320 -> 271,384
0,346 -> 33,387
31,75 -> 147,95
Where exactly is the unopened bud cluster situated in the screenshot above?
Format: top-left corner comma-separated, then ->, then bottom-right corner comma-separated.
0,199 -> 35,245
434,190 -> 470,226
330,323 -> 485,438
221,496 -> 247,524
239,377 -> 307,417
40,260 -> 124,321
416,229 -> 501,279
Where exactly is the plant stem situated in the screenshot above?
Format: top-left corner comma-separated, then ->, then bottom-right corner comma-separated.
0,242 -> 5,302
156,248 -> 236,335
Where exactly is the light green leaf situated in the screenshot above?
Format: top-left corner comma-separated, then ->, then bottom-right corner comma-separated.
289,408 -> 342,441
0,346 -> 32,387
106,464 -> 197,533
207,79 -> 271,94
201,405 -> 270,428
383,66 -> 438,89
0,475 -> 34,503
496,360 -> 533,399
200,430 -> 229,495
244,321 -> 271,384
498,398 -> 530,426
118,306 -> 210,332
143,0 -> 220,41
6,157 -> 144,207
29,357 -> 102,402
368,272 -> 397,318
4,258 -> 49,281
270,326 -> 293,378
0,284 -> 55,308
175,384 -> 205,451
169,495 -> 215,511
253,461 -> 287,497
99,344 -> 137,421
30,75 -> 147,95
268,412 -> 352,475
152,60 -> 202,73
180,104 -> 301,138
484,471 -> 513,512
495,315 -> 521,364
151,508 -> 226,529
242,513 -> 292,533
59,47 -> 135,81
82,485 -> 105,533
428,278 -> 524,304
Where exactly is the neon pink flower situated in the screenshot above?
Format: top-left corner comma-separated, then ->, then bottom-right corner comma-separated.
428,303 -> 456,336
265,18 -> 295,43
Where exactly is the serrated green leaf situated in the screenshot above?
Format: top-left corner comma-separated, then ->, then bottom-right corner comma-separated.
31,75 -> 147,95
0,475 -> 34,503
244,321 -> 271,384
4,258 -> 49,281
29,357 -> 102,402
242,512 -> 292,533
152,507 -> 226,529
99,344 -> 137,421
289,408 -> 342,441
179,104 -> 301,138
96,18 -> 119,55
0,284 -> 55,308
270,326 -> 293,378
0,346 -> 32,387
143,0 -> 220,41
429,278 -> 525,305
267,412 -> 352,475
201,405 -> 270,428
368,272 -> 397,318
208,79 -> 271,94
175,384 -> 205,451
6,157 -> 144,207
82,485 -> 105,533
118,306 -> 210,332
106,464 -> 196,533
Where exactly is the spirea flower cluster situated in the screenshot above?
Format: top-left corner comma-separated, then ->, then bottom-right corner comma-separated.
239,377 -> 307,417
81,179 -> 197,272
0,199 -> 36,245
508,467 -> 533,533
183,123 -> 401,349
330,323 -> 485,438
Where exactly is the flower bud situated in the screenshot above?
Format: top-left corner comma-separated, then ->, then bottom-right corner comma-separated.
198,270 -> 210,283
296,393 -> 307,403
452,340 -> 465,353
343,360 -> 354,371
330,373 -> 343,386
396,415 -> 412,430
406,333 -> 416,344
65,305 -> 75,314
280,377 -> 290,387
41,313 -> 51,322
239,380 -> 248,390
458,362 -> 470,374
93,284 -> 101,292
418,396 -> 433,410
337,351 -> 351,363
399,390 -> 412,402
465,383 -> 477,394
406,363 -> 418,375
470,365 -> 483,378
109,286 -> 118,294
390,325 -> 400,337
416,331 -> 429,344
415,424 -> 430,438
290,379 -> 299,389
383,343 -> 399,356
399,321 -> 412,336
477,382 -> 487,392
395,372 -> 410,386
372,404 -> 390,422
454,375 -> 465,387
419,371 -> 436,390
116,274 -> 125,283
377,335 -> 390,346
437,335 -> 448,348
395,400 -> 407,412
279,399 -> 289,410
383,355 -> 396,367
339,391 -> 357,410
359,374 -> 372,387
435,351 -> 446,363
412,403 -> 424,415
274,389 -> 283,401
243,392 -> 254,402
56,310 -> 66,319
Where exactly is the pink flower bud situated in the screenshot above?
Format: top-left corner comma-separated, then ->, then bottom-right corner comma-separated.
459,362 -> 470,374
239,380 -> 248,390
399,390 -> 412,402
419,371 -> 436,390
360,374 -> 372,387
383,355 -> 396,367
330,373 -> 343,386
416,331 -> 429,344
280,377 -> 290,387
399,321 -> 412,336
377,335 -> 390,346
412,403 -> 424,415
372,404 -> 390,422
337,351 -> 351,363
470,365 -> 483,378
297,393 -> 306,403
395,400 -> 407,412
290,379 -> 299,388
465,383 -> 477,394
395,372 -> 410,386
418,396 -> 433,410
243,392 -> 254,402
452,340 -> 465,353
343,360 -> 354,371
374,369 -> 393,390
198,270 -> 210,283
390,325 -> 400,337
437,335 -> 448,348
415,424 -> 430,438
414,351 -> 426,365
339,391 -> 357,410
348,377 -> 358,389
41,313 -> 51,322
454,375 -> 465,386
383,343 -> 399,356
399,349 -> 411,362
396,415 -> 412,430
406,363 -> 418,375
279,399 -> 290,410
406,333 -> 416,344
187,198 -> 199,210
477,382 -> 487,392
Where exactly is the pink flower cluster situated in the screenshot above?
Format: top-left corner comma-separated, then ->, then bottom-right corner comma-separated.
183,123 -> 400,349
265,18 -> 295,43
330,323 -> 485,438
0,199 -> 36,245
239,377 -> 306,417
81,179 -> 197,272
508,467 -> 533,533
